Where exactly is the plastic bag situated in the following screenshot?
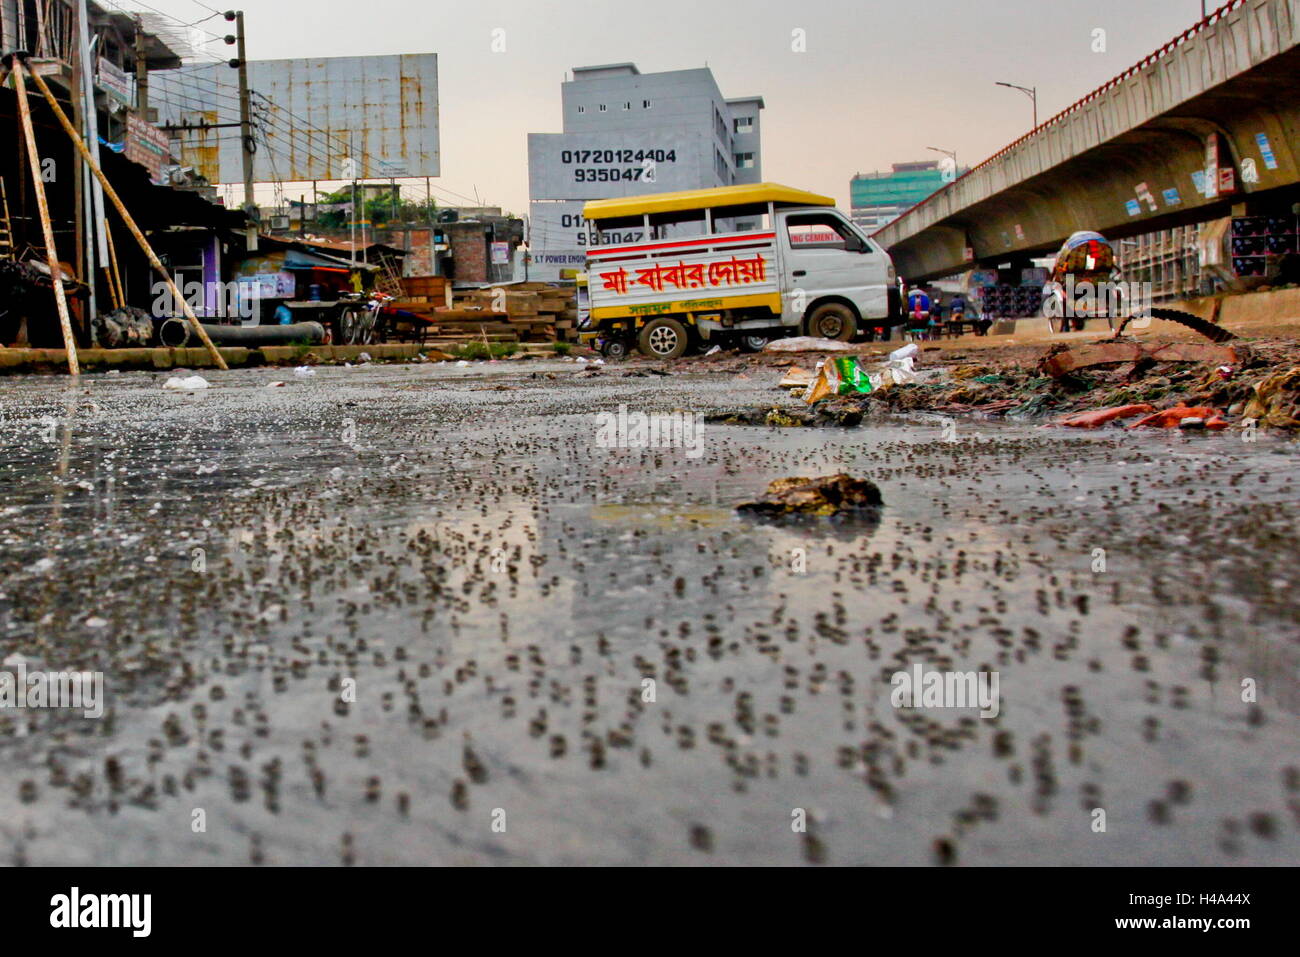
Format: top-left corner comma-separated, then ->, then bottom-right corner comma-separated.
804,357 -> 873,404
884,356 -> 917,385
803,360 -> 838,404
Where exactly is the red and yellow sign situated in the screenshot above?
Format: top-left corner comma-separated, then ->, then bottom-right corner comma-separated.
597,253 -> 768,296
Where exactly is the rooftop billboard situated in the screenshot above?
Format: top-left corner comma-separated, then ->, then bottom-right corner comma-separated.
150,53 -> 439,184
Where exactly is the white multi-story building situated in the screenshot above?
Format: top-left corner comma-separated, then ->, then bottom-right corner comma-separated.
527,63 -> 763,278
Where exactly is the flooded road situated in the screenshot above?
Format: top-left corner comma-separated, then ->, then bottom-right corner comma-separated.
1,360 -> 1297,865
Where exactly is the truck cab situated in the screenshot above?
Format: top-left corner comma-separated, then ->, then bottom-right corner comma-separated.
579,183 -> 899,358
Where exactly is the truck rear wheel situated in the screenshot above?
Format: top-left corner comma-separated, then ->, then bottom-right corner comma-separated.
638,317 -> 689,359
805,302 -> 857,341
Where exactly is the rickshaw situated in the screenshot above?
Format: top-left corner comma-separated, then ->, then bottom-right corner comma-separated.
1041,231 -> 1123,334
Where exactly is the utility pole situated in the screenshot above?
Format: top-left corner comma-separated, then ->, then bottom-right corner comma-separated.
133,14 -> 148,118
227,10 -> 257,251
75,0 -> 107,327
350,132 -> 357,267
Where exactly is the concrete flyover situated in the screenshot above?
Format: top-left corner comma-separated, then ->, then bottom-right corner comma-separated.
874,0 -> 1300,281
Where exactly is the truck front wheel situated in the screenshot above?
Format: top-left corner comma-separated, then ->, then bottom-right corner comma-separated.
638,317 -> 689,358
804,302 -> 857,341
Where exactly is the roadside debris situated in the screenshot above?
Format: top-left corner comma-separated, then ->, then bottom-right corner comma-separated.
92,307 -> 153,349
779,366 -> 813,389
1242,366 -> 1300,429
1127,405 -> 1228,429
162,375 -> 209,390
1056,404 -> 1154,428
1113,307 -> 1239,343
710,336 -> 1300,433
736,473 -> 883,516
804,356 -> 873,403
1040,341 -> 1247,378
763,336 -> 859,353
705,404 -> 863,427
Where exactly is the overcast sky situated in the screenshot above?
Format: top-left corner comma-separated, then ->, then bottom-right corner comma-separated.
138,0 -> 1216,213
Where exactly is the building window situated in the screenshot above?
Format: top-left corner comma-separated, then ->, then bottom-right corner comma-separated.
734,117 -> 753,134
623,101 -> 631,110
576,105 -> 585,113
643,99 -> 651,108
599,104 -> 607,112
734,152 -> 755,169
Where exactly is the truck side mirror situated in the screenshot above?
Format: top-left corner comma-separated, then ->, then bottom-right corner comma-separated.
845,234 -> 866,253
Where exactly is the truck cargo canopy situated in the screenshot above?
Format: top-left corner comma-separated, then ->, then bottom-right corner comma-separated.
583,183 -> 835,221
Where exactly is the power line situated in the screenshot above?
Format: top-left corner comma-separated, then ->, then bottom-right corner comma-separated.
248,91 -> 484,208
188,0 -> 229,18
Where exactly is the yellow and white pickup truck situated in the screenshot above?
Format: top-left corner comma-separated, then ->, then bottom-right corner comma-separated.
577,183 -> 900,358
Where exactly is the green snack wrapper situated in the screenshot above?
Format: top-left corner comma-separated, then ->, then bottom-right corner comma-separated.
833,356 -> 872,394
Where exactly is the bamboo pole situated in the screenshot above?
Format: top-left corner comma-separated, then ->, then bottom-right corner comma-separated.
104,221 -> 125,310
10,59 -> 79,375
21,58 -> 228,370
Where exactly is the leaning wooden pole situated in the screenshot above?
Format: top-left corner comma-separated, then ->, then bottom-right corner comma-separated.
9,59 -> 80,375
21,58 -> 228,370
103,220 -> 125,310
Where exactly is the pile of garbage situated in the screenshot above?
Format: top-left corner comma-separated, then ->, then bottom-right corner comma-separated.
709,337 -> 1300,432
736,473 -> 883,517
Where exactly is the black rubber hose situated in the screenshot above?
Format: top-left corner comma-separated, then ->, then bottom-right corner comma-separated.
1115,308 -> 1238,343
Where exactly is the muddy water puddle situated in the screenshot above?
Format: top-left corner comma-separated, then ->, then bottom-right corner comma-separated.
0,364 -> 1295,864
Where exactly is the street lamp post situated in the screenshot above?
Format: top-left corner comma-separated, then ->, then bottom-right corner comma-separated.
926,146 -> 958,182
996,81 -> 1038,130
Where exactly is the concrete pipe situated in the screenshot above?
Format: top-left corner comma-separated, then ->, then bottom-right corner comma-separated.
159,320 -> 327,348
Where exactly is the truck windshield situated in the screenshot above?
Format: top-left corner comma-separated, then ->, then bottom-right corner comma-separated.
785,212 -> 856,249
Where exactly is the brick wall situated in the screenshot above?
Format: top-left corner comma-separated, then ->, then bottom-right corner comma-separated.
384,227 -> 436,276
448,223 -> 488,282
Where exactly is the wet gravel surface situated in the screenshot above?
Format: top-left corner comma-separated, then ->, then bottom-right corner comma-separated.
0,359 -> 1297,865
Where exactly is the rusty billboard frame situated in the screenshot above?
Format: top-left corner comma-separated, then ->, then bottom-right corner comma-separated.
149,53 -> 440,184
